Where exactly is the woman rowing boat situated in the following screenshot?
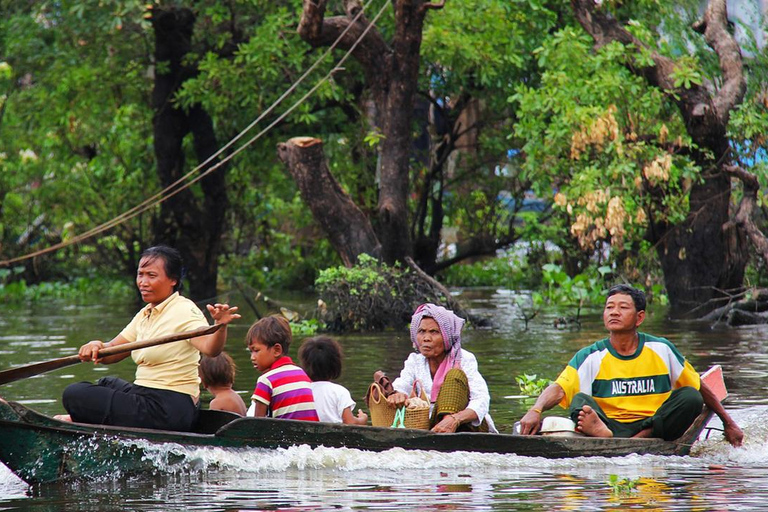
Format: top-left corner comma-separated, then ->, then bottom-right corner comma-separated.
55,245 -> 240,431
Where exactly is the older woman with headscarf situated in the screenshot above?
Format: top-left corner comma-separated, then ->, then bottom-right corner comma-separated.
384,303 -> 497,433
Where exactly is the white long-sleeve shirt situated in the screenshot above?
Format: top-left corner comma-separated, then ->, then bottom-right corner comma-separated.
392,349 -> 497,432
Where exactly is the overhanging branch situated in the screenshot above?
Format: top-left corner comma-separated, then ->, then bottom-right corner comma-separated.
723,164 -> 768,265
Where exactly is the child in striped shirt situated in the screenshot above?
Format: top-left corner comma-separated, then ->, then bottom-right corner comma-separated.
245,315 -> 319,421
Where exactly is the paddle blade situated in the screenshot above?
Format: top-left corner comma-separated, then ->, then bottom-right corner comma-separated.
700,364 -> 727,401
0,356 -> 82,386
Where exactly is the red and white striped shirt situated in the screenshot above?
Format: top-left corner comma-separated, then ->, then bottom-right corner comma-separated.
251,356 -> 319,421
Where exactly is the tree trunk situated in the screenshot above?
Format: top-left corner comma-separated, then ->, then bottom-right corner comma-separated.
277,137 -> 381,265
151,7 -> 228,302
654,169 -> 747,317
297,0 -> 443,266
571,0 -> 749,318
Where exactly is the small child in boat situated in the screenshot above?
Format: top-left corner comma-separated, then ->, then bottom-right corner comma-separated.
245,315 -> 319,421
298,336 -> 368,425
199,352 -> 248,416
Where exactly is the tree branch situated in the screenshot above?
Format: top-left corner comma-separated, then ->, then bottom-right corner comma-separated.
405,256 -> 473,323
277,137 -> 382,266
569,0 -> 733,142
298,0 -> 390,80
692,0 -> 746,125
421,1 -> 446,12
723,164 -> 768,265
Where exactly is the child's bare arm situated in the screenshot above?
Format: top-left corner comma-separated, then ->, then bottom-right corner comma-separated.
342,407 -> 368,425
251,401 -> 268,418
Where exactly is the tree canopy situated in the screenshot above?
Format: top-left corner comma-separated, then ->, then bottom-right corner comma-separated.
1,0 -> 767,319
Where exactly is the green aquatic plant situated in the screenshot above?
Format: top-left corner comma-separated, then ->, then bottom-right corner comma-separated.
607,474 -> 639,495
514,293 -> 543,331
290,319 -> 323,336
515,374 -> 552,397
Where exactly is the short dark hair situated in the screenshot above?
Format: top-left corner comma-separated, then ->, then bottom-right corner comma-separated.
199,352 -> 237,388
140,245 -> 184,292
299,336 -> 343,381
606,284 -> 646,312
245,315 -> 292,354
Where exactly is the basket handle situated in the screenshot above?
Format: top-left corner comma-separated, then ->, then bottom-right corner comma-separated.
410,379 -> 428,401
391,407 -> 406,428
368,382 -> 385,404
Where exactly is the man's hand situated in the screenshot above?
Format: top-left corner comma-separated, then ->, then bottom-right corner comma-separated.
518,409 -> 542,435
700,380 -> 744,448
724,420 -> 744,447
517,383 -> 565,435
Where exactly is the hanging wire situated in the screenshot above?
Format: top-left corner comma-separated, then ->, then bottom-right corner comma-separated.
1,0 -> 389,267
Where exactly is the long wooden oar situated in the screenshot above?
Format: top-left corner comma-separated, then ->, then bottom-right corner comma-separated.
0,324 -> 223,386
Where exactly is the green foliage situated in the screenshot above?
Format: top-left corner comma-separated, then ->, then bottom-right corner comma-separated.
511,21 -> 699,280
290,318 -> 323,336
220,228 -> 340,292
0,276 -> 132,303
607,475 -> 640,495
315,254 -> 387,297
540,264 -> 611,307
650,283 -> 669,306
670,60 -> 703,89
507,2 -> 768,304
515,373 -> 551,397
416,1 -> 560,271
2,0 -> 766,311
0,2 -> 157,279
315,254 -> 452,332
363,130 -> 385,148
439,256 -> 528,287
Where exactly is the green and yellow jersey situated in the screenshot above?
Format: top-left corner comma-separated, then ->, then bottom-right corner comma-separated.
554,333 -> 701,422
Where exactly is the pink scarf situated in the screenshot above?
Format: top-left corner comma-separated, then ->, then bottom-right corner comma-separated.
409,303 -> 465,402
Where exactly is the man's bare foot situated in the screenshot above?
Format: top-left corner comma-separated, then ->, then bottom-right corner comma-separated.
53,414 -> 72,422
576,405 -> 613,438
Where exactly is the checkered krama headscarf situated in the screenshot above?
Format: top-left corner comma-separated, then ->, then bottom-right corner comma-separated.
410,303 -> 465,401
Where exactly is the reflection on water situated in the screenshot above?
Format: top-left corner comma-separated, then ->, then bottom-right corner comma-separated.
1,288 -> 768,510
3,435 -> 766,511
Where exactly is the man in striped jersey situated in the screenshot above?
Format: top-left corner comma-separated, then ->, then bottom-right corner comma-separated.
518,285 -> 743,447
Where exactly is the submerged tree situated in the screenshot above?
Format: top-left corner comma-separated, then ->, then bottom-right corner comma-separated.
568,0 -> 768,317
150,6 -> 229,301
286,0 -> 442,265
515,0 -> 768,318
280,0 -> 557,276
0,3 -> 251,301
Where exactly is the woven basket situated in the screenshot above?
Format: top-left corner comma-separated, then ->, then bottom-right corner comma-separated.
402,381 -> 430,429
367,380 -> 431,430
402,406 -> 430,430
367,382 -> 397,427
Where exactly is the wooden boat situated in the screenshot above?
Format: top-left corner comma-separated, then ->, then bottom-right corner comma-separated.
0,366 -> 728,485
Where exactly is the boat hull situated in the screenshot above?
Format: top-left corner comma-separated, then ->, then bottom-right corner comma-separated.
0,399 -> 708,485
0,365 -> 725,485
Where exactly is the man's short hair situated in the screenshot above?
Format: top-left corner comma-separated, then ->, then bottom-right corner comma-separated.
606,284 -> 646,312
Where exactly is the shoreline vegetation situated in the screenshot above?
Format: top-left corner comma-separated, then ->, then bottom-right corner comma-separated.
0,252 -> 637,330
5,252 -> 768,329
